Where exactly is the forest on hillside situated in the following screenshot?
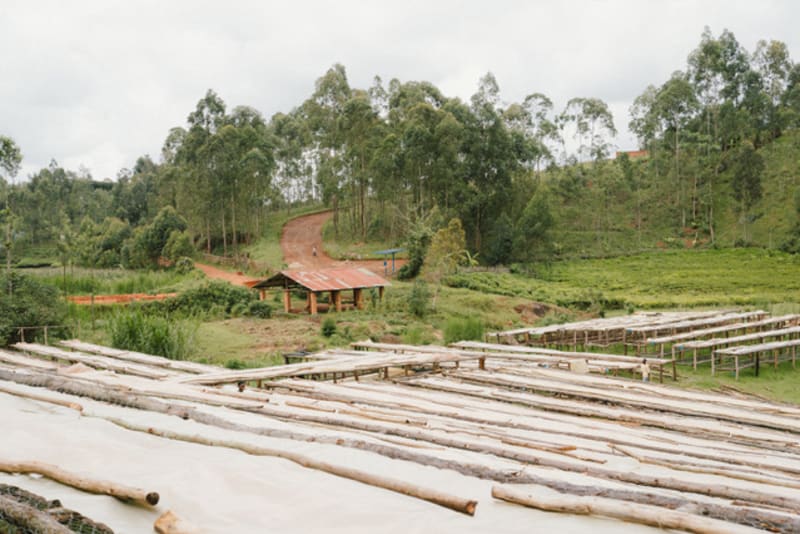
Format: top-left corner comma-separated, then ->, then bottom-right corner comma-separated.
2,27 -> 800,271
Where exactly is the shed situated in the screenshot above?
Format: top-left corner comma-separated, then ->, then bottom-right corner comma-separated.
252,267 -> 390,314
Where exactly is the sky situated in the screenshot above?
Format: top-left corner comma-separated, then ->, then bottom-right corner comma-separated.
1,0 -> 798,181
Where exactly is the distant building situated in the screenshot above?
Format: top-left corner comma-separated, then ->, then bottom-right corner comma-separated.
615,149 -> 649,160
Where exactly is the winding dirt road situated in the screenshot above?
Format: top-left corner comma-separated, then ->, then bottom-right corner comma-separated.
281,211 -> 404,275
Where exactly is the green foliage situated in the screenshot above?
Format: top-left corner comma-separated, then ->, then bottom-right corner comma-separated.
397,217 -> 434,280
163,230 -> 194,262
166,281 -> 256,317
246,300 -> 273,319
424,218 -> 467,280
485,213 -> 515,265
407,279 -> 431,317
0,272 -> 67,345
446,249 -> 800,309
174,257 -> 195,274
107,307 -> 195,360
443,316 -> 484,344
321,317 -> 337,337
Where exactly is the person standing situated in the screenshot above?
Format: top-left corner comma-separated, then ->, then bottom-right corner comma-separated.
640,359 -> 650,382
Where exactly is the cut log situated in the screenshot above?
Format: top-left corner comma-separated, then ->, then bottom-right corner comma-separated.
0,460 -> 158,507
110,417 -> 477,516
0,494 -> 73,533
491,485 -> 763,534
154,510 -> 200,534
0,383 -> 83,412
5,368 -> 800,513
2,368 -> 794,530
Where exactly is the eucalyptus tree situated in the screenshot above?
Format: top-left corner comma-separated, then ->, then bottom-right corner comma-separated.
753,39 -> 794,139
303,64 -> 352,236
0,135 -> 22,289
460,73 -> 517,251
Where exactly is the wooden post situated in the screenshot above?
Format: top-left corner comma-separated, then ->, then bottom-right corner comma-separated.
308,291 -> 318,315
331,290 -> 342,312
354,288 -> 364,310
479,357 -> 486,370
283,290 -> 291,313
259,289 -> 266,301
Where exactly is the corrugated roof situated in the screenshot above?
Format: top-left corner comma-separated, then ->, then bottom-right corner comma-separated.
252,267 -> 390,291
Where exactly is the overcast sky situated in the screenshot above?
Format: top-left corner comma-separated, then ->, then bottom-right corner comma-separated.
1,0 -> 798,181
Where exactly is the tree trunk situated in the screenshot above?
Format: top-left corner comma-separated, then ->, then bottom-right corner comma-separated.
492,485 -> 763,534
113,419 -> 477,516
222,210 -> 228,257
0,460 -> 159,507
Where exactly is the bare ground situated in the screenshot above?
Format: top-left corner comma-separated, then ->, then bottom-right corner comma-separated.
281,211 -> 405,275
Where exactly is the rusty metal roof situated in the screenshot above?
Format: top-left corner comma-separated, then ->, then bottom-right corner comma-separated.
252,267 -> 390,292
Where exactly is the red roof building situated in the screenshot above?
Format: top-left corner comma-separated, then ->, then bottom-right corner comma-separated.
251,267 -> 390,314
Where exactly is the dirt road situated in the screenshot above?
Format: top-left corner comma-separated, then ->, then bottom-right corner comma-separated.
194,262 -> 259,287
281,211 -> 404,275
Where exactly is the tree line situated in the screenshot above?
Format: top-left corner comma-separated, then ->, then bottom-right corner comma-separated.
2,27 -> 800,272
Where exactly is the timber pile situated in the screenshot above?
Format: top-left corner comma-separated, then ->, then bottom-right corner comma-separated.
3,338 -> 800,532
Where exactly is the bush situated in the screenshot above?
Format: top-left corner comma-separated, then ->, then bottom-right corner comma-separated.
166,281 -> 256,317
163,230 -> 194,262
408,280 -> 430,318
174,257 -> 195,274
321,317 -> 337,337
0,272 -> 67,346
443,316 -> 484,344
246,300 -> 272,319
107,308 -> 195,360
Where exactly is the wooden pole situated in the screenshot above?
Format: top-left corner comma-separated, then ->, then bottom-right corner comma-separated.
2,369 -> 793,530
0,460 -> 159,507
111,418 -> 477,516
491,485 -> 762,534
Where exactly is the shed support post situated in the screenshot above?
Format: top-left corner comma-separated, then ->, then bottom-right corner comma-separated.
259,289 -> 267,301
331,290 -> 342,312
308,291 -> 318,315
354,288 -> 364,310
283,290 -> 291,313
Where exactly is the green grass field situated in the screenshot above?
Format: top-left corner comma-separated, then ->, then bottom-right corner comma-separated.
447,248 -> 800,310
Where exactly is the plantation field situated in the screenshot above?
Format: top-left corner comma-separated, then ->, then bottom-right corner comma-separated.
447,248 -> 800,311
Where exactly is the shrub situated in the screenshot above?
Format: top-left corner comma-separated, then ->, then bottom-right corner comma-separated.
107,308 -> 195,360
174,257 -> 195,274
166,281 -> 256,317
408,280 -> 430,318
443,316 -> 484,344
0,272 -> 67,346
246,300 -> 272,318
321,317 -> 337,337
163,230 -> 194,262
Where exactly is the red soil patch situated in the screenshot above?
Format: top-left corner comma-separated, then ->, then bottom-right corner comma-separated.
67,293 -> 177,305
193,262 -> 260,287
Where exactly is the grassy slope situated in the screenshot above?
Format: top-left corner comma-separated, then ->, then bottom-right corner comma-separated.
448,248 -> 800,310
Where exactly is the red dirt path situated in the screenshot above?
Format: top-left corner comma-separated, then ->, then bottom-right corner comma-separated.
281,211 -> 405,275
193,262 -> 260,287
67,293 -> 177,305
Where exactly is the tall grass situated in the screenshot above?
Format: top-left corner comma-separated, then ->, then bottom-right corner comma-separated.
443,316 -> 485,344
25,267 -> 198,295
107,308 -> 196,360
